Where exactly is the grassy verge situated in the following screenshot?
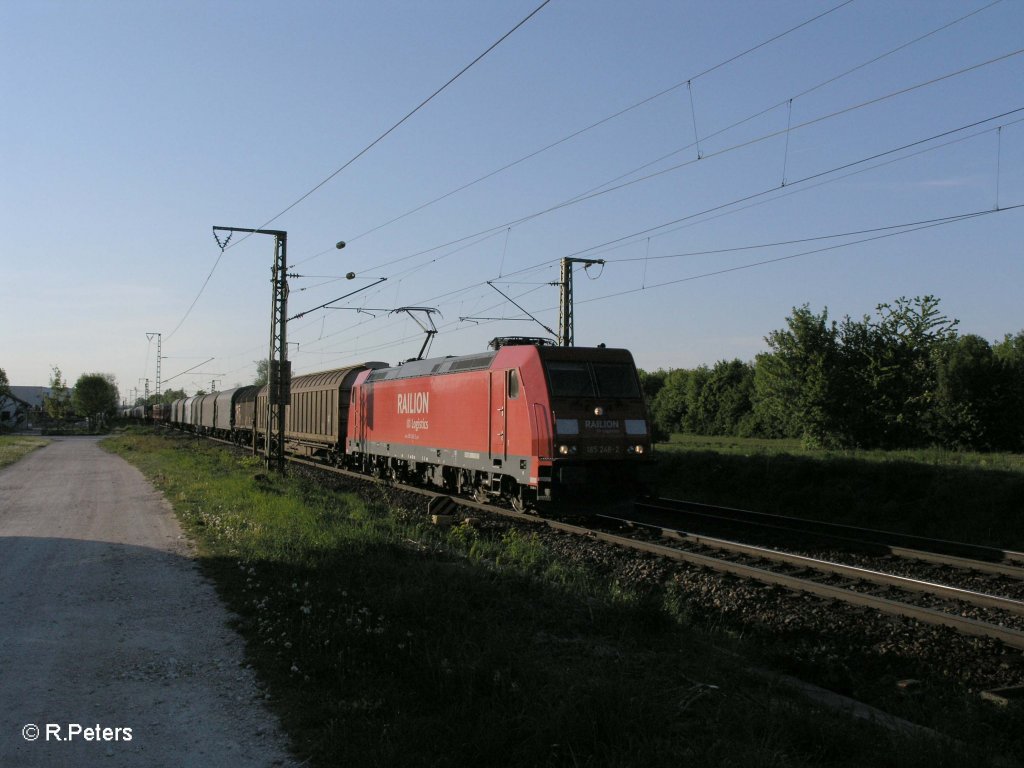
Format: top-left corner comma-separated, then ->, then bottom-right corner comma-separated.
0,435 -> 49,470
658,433 -> 1024,472
104,431 -> 1003,767
655,434 -> 1024,549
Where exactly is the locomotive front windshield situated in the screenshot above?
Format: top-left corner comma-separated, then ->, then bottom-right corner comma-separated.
592,362 -> 640,398
546,361 -> 640,399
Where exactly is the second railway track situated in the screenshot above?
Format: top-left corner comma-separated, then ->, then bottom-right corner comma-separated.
594,511 -> 1024,649
285,450 -> 1024,652
636,496 -> 1024,576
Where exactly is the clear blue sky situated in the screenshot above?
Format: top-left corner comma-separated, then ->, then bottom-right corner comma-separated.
2,0 -> 1021,400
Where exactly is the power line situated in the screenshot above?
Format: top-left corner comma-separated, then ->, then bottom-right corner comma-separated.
576,115 -> 1024,262
600,212 -> 1019,264
165,0 -> 552,342
573,205 -> 1024,308
347,75 -> 1024,282
303,204 -> 1024,367
294,200 -> 1022,365
186,106 -> 1024,378
302,110 -> 1023,353
174,10 -> 1019,370
294,0 -> 999,270
294,0 -> 858,266
564,107 -> 1024,259
257,0 -> 553,234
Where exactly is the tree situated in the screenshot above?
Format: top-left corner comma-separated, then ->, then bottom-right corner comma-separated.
690,359 -> 756,436
159,388 -> 187,404
994,331 -> 1024,367
43,366 -> 73,421
752,305 -> 843,446
0,368 -> 11,431
649,368 -> 694,438
993,331 -> 1024,450
637,369 -> 666,404
865,295 -> 958,447
253,359 -> 269,387
73,373 -> 119,429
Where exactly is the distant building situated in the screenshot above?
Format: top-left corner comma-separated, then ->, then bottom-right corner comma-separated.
0,386 -> 51,429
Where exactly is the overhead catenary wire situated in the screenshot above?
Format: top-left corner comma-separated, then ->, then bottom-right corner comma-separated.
295,110 -> 1024,361
254,0 -> 554,235
291,0 -> 997,269
157,4 -> 1019,382
164,0 -> 553,343
293,199 -> 1023,363
300,204 -> 1024,369
577,115 -> 1024,262
295,0 -> 860,268
573,205 -> 1024,310
563,106 -> 1024,260
273,101 -> 1023,361
347,82 -> 1024,285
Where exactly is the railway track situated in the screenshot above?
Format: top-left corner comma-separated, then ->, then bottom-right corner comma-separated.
593,511 -> 1024,649
635,497 -> 1024,576
184,432 -> 1024,659
280,452 -> 1024,652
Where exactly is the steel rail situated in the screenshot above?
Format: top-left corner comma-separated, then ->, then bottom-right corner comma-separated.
598,513 -> 1024,617
542,515 -> 1024,650
216,448 -> 1024,650
638,498 -> 1024,578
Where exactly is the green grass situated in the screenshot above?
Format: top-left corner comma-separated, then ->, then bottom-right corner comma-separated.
103,430 -> 1013,767
654,434 -> 1024,549
0,435 -> 48,469
657,432 -> 1024,472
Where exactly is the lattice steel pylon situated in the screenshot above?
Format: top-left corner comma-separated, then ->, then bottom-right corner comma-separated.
558,257 -> 604,346
146,332 -> 162,398
212,225 -> 290,471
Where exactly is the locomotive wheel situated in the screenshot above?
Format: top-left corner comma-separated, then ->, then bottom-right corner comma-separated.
509,492 -> 527,514
472,486 -> 490,504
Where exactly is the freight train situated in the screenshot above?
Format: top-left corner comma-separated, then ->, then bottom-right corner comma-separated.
155,338 -> 652,510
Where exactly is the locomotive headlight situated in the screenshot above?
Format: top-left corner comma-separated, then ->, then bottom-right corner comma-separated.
558,444 -> 576,455
634,445 -> 645,455
593,406 -> 604,417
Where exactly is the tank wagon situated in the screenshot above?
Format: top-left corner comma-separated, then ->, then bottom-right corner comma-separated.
164,340 -> 651,510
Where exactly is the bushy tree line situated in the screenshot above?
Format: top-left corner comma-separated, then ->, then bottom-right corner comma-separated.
642,296 -> 1024,451
41,366 -> 120,428
143,388 -> 187,407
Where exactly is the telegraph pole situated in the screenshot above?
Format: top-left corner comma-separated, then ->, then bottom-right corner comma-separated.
146,332 -> 162,399
558,257 -> 604,346
212,226 -> 292,471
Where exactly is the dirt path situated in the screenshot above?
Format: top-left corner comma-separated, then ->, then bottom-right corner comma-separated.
0,437 -> 296,767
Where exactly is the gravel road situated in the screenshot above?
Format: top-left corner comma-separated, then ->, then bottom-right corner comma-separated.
0,437 -> 296,767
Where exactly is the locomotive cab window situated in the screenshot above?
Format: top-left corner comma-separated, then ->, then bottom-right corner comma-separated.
592,362 -> 640,398
546,361 -> 595,397
508,369 -> 520,399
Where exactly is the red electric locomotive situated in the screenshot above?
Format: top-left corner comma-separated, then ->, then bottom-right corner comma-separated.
345,338 -> 652,509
